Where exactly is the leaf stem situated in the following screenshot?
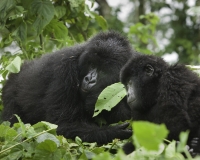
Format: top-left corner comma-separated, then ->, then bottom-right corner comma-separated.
0,128 -> 54,154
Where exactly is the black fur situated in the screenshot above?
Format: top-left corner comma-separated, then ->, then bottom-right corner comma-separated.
120,54 -> 200,154
2,31 -> 136,144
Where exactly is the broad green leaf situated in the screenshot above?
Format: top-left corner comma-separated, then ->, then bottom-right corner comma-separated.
8,145 -> 23,160
0,124 -> 18,140
55,6 -> 66,19
36,133 -> 60,147
36,140 -> 57,152
93,82 -> 126,117
0,0 -> 15,26
45,19 -> 68,41
34,140 -> 62,160
30,0 -> 54,35
75,136 -> 82,145
9,6 -> 24,20
79,151 -> 88,160
165,141 -> 176,158
18,21 -> 27,44
85,5 -> 95,18
92,152 -> 111,160
33,121 -> 57,135
21,142 -> 36,158
41,121 -> 58,130
77,14 -> 89,31
95,15 -> 107,31
68,0 -> 84,8
176,131 -> 189,152
133,121 -> 169,150
5,56 -> 22,73
2,34 -> 13,47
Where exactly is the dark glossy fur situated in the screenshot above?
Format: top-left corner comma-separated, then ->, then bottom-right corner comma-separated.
120,54 -> 200,154
2,31 -> 136,144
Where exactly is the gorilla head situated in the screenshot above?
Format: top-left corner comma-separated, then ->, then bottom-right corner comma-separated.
79,32 -> 134,117
121,55 -> 168,111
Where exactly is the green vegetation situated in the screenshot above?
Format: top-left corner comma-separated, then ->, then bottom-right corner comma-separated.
1,0 -> 200,159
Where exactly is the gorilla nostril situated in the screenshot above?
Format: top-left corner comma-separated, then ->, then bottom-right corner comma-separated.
89,77 -> 97,84
84,76 -> 90,83
127,93 -> 129,98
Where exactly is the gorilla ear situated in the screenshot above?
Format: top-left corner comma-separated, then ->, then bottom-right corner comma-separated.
145,64 -> 154,76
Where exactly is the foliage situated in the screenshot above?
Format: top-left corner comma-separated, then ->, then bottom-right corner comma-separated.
0,118 -> 199,160
0,0 -> 107,59
125,0 -> 200,64
128,13 -> 159,55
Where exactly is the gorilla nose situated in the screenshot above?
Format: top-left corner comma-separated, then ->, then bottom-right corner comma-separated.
84,75 -> 97,87
82,68 -> 98,91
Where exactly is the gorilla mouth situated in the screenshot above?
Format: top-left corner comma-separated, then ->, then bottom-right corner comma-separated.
127,98 -> 136,108
128,99 -> 135,105
81,88 -> 88,93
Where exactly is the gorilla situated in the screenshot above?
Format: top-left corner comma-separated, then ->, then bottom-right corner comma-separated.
120,54 -> 200,155
2,31 -> 136,144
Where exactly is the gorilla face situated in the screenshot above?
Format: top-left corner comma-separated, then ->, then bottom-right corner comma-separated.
121,55 -> 167,111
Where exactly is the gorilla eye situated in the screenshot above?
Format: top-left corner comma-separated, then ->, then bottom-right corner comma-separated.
145,64 -> 154,76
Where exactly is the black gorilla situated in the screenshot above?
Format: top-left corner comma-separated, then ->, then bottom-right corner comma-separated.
2,31 -> 136,144
120,54 -> 200,154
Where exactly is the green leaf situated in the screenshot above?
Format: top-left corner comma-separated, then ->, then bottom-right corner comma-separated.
93,82 -> 126,117
45,19 -> 68,41
37,140 -> 57,152
8,145 -> 23,160
30,0 -> 55,35
176,131 -> 189,152
133,121 -> 169,150
55,6 -> 66,19
85,5 -> 95,18
92,152 -> 111,160
75,136 -> 82,145
5,56 -> 22,73
40,121 -> 58,130
0,124 -> 18,141
0,0 -> 15,27
95,15 -> 107,31
165,141 -> 176,158
18,21 -> 27,44
33,121 -> 57,135
36,133 -> 60,147
34,140 -> 62,160
68,0 -> 84,8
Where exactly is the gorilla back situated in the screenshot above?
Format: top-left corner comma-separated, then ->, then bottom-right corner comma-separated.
2,31 -> 135,144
